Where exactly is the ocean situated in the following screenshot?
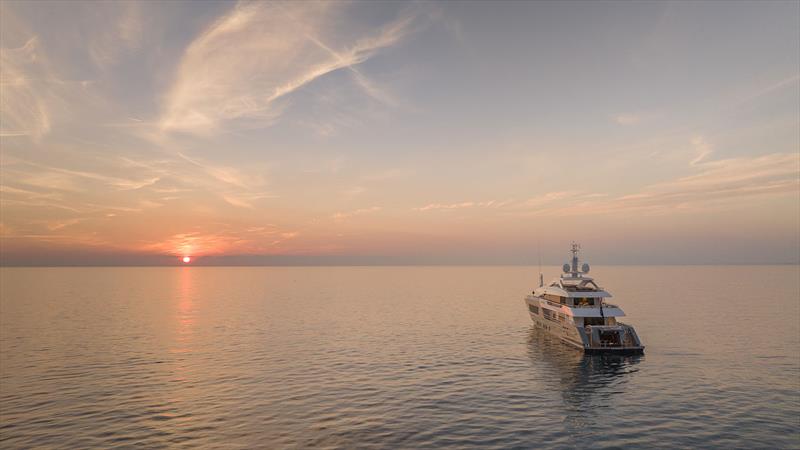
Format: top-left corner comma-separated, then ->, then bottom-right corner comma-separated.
1,266 -> 798,448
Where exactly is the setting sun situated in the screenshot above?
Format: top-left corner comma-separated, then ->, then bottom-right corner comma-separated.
182,256 -> 191,263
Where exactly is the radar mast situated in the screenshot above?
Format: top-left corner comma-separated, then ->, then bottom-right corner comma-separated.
570,242 -> 580,274
562,242 -> 590,278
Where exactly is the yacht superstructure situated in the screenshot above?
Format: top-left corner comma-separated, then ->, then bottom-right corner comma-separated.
525,244 -> 644,354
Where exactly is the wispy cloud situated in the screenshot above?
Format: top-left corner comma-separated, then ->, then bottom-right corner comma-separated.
613,113 -> 641,126
45,218 -> 85,231
332,206 -> 382,221
527,152 -> 800,216
177,152 -> 255,189
0,2 -> 134,142
87,2 -> 142,70
2,156 -> 162,192
735,74 -> 800,106
159,2 -> 426,135
689,135 -> 713,166
140,226 -> 300,256
414,200 -> 507,211
176,152 -> 273,208
0,38 -> 52,140
652,152 -> 798,195
413,146 -> 799,218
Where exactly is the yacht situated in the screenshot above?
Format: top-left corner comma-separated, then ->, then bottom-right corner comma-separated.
525,244 -> 644,354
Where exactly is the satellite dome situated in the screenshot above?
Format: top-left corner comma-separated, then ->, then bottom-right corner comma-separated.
562,263 -> 571,273
581,262 -> 590,273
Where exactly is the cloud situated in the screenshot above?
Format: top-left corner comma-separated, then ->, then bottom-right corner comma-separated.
46,218 -> 85,231
177,152 -> 255,189
689,136 -> 712,166
0,38 -> 52,140
414,200 -> 506,211
159,2 -> 425,135
735,74 -> 800,106
87,2 -> 142,70
0,3 -> 130,142
414,147 -> 799,218
0,185 -> 83,214
140,226 -> 300,256
341,186 -> 366,198
653,152 -> 798,195
535,152 -> 800,216
613,113 -> 641,126
221,195 -> 255,209
332,206 -> 382,221
519,192 -> 574,207
2,156 -> 162,192
176,152 -> 273,208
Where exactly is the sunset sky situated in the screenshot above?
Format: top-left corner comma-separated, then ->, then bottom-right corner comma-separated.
1,1 -> 798,265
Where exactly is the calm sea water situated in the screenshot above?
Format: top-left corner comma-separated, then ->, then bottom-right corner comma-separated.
1,266 -> 798,448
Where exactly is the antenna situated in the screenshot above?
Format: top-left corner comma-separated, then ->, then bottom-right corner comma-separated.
538,240 -> 543,287
570,241 -> 580,275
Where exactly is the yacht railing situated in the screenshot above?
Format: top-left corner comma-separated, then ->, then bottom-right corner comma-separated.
571,303 -> 619,309
539,297 -> 620,310
564,300 -> 619,309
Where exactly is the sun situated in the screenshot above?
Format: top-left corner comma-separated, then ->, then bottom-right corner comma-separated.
182,256 -> 191,263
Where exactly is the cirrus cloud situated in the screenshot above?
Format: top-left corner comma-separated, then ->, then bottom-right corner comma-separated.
159,1 -> 428,135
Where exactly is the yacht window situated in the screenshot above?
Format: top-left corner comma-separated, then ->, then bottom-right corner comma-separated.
543,309 -> 559,322
528,304 -> 539,315
543,294 -> 566,304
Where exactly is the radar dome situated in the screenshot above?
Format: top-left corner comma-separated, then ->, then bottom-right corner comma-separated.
562,263 -> 571,273
581,262 -> 590,273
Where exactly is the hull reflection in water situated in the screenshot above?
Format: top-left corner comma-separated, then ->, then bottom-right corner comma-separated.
526,327 -> 642,429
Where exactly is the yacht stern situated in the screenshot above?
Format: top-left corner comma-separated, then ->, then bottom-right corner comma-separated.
583,324 -> 644,354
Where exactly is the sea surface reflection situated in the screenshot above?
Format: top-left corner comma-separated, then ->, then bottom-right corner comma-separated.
1,266 -> 798,448
526,328 -> 642,432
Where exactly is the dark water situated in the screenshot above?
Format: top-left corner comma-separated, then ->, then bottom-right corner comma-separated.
1,266 -> 798,448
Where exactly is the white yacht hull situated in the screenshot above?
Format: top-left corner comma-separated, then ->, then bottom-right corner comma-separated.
525,296 -> 644,354
528,308 -> 586,350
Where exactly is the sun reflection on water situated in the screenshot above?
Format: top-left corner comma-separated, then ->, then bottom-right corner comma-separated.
171,267 -> 197,386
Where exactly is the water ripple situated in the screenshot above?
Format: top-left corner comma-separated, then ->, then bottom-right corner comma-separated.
1,266 -> 799,448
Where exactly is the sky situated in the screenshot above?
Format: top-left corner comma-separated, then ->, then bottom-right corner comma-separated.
1,0 -> 799,266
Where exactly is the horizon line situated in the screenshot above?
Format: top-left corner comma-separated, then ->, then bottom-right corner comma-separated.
2,262 -> 798,268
